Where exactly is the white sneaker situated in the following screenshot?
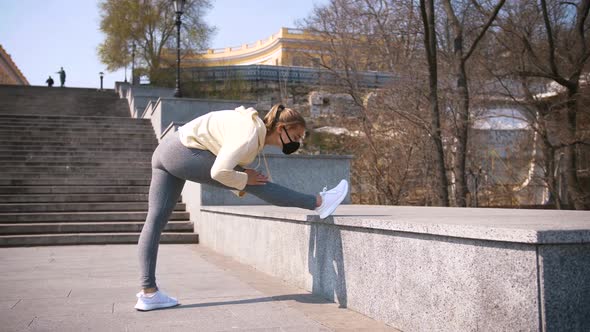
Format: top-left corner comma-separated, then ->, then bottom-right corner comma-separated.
134,290 -> 179,311
315,179 -> 349,219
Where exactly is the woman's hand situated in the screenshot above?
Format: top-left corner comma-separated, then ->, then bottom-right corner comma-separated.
245,169 -> 269,185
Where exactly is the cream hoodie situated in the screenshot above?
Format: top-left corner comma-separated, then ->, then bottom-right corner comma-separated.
178,106 -> 267,190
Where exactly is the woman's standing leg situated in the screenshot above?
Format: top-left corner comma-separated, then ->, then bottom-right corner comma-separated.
137,159 -> 186,289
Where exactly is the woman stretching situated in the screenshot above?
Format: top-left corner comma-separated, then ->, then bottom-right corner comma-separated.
135,104 -> 349,311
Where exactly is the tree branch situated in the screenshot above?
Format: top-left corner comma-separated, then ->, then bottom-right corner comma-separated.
554,140 -> 590,149
575,0 -> 590,67
540,0 -> 561,78
464,0 -> 506,62
419,0 -> 433,62
516,70 -> 572,87
383,104 -> 433,135
520,35 -> 554,76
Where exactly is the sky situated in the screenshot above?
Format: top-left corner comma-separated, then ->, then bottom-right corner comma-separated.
0,0 -> 326,89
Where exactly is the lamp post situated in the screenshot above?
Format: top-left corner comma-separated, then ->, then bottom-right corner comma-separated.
173,0 -> 186,97
131,43 -> 136,85
99,72 -> 104,91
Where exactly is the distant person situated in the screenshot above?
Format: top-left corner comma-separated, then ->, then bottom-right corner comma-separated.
45,76 -> 54,87
134,104 -> 349,311
56,67 -> 66,87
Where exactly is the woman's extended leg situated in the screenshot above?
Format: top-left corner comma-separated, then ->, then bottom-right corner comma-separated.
242,182 -> 317,210
158,132 -> 317,210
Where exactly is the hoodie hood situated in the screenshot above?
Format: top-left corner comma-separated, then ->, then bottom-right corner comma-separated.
235,105 -> 266,151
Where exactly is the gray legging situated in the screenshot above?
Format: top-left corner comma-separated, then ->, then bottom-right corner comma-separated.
138,131 -> 316,289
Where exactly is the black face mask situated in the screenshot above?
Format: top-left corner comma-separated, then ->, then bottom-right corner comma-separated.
280,128 -> 300,155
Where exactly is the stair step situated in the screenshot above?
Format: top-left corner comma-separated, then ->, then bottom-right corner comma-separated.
0,98 -> 131,116
0,137 -> 157,144
0,194 -> 152,203
0,186 -> 149,195
0,166 -> 151,174
0,211 -> 189,223
0,232 -> 199,246
0,128 -> 154,134
1,173 -> 151,180
0,148 -> 155,153
0,114 -> 149,122
0,122 -> 151,129
0,111 -> 131,115
0,178 -> 151,186
0,133 -> 156,140
0,221 -> 193,234
0,146 -> 156,152
0,105 -> 129,114
0,151 -> 153,158
0,157 -> 152,163
0,120 -> 153,130
0,124 -> 153,130
0,121 -> 150,128
0,140 -> 158,151
0,128 -> 153,135
0,115 -> 145,119
0,117 -> 149,123
0,161 -> 151,167
0,171 -> 151,177
0,202 -> 184,213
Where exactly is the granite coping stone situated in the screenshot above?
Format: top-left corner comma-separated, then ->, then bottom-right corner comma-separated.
201,205 -> 590,244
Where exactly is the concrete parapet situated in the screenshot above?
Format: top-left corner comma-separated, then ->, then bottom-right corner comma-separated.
114,82 -> 129,98
204,152 -> 351,206
197,205 -> 590,331
125,85 -> 175,118
120,83 -> 256,136
148,97 -> 257,140
129,85 -> 177,98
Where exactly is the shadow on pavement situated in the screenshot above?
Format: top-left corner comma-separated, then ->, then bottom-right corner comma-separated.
177,293 -> 337,309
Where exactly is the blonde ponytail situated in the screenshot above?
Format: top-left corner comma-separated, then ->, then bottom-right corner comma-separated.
263,104 -> 306,135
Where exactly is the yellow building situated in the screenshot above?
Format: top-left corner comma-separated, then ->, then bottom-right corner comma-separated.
160,27 -> 393,90
0,45 -> 29,85
182,28 -> 325,68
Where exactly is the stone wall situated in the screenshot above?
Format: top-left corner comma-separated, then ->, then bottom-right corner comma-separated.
198,205 -> 590,331
308,91 -> 362,117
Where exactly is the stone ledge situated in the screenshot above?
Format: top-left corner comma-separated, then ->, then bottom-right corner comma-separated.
198,204 -> 590,331
201,205 -> 590,244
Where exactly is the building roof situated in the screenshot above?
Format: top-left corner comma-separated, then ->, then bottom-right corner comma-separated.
176,27 -> 325,67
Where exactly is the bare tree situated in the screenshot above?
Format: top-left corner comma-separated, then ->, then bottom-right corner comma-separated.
420,0 -> 451,206
438,0 -> 506,207
300,0 -> 451,206
491,0 -> 590,209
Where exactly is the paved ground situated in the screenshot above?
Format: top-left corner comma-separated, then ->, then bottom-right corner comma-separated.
0,244 -> 399,332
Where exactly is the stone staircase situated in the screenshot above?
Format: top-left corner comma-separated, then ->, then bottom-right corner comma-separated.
0,85 -> 197,246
